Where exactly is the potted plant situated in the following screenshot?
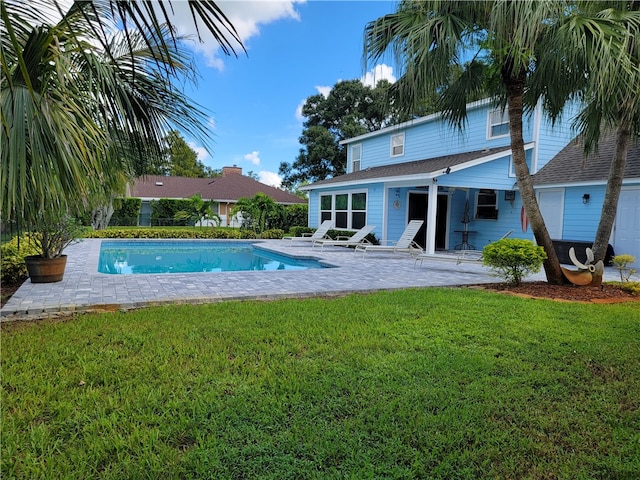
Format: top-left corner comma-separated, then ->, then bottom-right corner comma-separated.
24,211 -> 84,283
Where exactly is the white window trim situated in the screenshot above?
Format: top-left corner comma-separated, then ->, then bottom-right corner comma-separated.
390,132 -> 405,157
487,108 -> 510,139
319,189 -> 368,230
351,144 -> 362,173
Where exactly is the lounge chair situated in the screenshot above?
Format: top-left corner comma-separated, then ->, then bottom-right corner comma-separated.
283,220 -> 333,245
354,220 -> 424,256
312,225 -> 376,250
414,229 -> 514,267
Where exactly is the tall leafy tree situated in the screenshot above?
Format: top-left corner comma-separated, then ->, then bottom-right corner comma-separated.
155,130 -> 220,178
279,79 -> 416,189
569,1 -> 640,262
364,0 -> 636,284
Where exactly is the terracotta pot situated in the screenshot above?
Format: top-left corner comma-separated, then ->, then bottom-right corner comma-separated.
24,255 -> 67,283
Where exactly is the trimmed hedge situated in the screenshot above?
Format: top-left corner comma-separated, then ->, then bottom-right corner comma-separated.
84,228 -> 256,239
1,235 -> 40,284
110,198 -> 141,226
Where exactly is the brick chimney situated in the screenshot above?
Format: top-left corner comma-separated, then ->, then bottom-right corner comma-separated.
222,165 -> 242,176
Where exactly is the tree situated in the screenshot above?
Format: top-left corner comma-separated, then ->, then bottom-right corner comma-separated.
569,2 -> 640,263
231,193 -> 282,235
155,130 -> 219,178
245,170 -> 260,181
1,0 -> 241,229
174,194 -> 220,226
363,0 -> 635,284
279,79 -> 416,189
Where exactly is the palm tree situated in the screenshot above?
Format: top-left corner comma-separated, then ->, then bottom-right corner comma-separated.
1,1 -> 234,230
232,193 -> 281,236
363,0 -> 636,284
570,2 -> 640,262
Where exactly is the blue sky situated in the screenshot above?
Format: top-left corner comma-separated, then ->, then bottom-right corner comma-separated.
173,1 -> 400,187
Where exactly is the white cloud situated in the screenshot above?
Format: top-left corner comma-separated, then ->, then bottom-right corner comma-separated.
207,117 -> 216,131
295,99 -> 306,122
168,1 -> 305,70
189,142 -> 210,162
295,85 -> 331,122
316,85 -> 332,98
244,150 -> 261,165
259,171 -> 282,188
361,64 -> 396,87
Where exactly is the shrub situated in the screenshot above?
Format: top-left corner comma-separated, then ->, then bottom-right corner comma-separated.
606,281 -> 640,296
260,229 -> 285,239
150,199 -> 194,226
1,235 -> 40,283
84,228 -> 256,239
612,254 -> 637,283
110,198 -> 142,226
483,238 -> 547,286
287,226 -> 314,237
282,204 -> 308,231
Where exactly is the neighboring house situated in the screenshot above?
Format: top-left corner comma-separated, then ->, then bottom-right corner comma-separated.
128,166 -> 306,227
301,98 -> 640,266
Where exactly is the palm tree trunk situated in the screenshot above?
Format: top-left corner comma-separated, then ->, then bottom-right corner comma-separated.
592,123 -> 631,262
506,76 -> 565,284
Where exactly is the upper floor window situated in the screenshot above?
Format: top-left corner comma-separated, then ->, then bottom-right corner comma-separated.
488,109 -> 509,139
351,144 -> 361,172
391,132 -> 405,157
475,189 -> 498,220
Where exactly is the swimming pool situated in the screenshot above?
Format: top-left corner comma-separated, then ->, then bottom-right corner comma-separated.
98,240 -> 327,274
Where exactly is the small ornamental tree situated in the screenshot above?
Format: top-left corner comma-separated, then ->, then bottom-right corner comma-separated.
483,238 -> 547,286
612,254 -> 637,283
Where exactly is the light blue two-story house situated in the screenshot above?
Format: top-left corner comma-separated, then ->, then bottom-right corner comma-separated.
301,99 -> 640,266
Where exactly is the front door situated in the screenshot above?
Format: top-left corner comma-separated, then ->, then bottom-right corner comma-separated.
409,193 -> 448,249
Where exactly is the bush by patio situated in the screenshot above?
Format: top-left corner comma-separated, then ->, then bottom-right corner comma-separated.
483,238 -> 547,286
1,235 -> 40,283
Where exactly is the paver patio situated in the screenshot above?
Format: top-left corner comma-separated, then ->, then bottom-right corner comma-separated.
0,238 -> 621,321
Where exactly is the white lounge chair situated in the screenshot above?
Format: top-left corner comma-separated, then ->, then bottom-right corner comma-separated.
414,229 -> 514,267
312,225 -> 376,250
283,220 -> 333,245
354,220 -> 424,256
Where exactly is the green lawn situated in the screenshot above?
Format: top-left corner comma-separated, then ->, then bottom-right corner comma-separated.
2,288 -> 638,479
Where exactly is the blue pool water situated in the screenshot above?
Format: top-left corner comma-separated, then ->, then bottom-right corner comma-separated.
98,241 -> 326,274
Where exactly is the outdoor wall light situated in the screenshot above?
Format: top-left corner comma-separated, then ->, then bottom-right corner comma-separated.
444,166 -> 451,174
582,193 -> 590,204
504,190 -> 515,201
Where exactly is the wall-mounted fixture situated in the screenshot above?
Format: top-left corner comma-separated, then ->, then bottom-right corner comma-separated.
444,166 -> 451,174
504,190 -> 515,201
582,193 -> 590,204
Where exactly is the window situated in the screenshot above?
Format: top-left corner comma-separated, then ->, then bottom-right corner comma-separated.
351,144 -> 361,172
391,132 -> 405,157
319,191 -> 367,229
475,189 -> 498,219
488,109 -> 509,138
320,195 -> 332,223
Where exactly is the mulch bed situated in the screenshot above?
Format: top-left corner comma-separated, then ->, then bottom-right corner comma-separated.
478,281 -> 639,304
